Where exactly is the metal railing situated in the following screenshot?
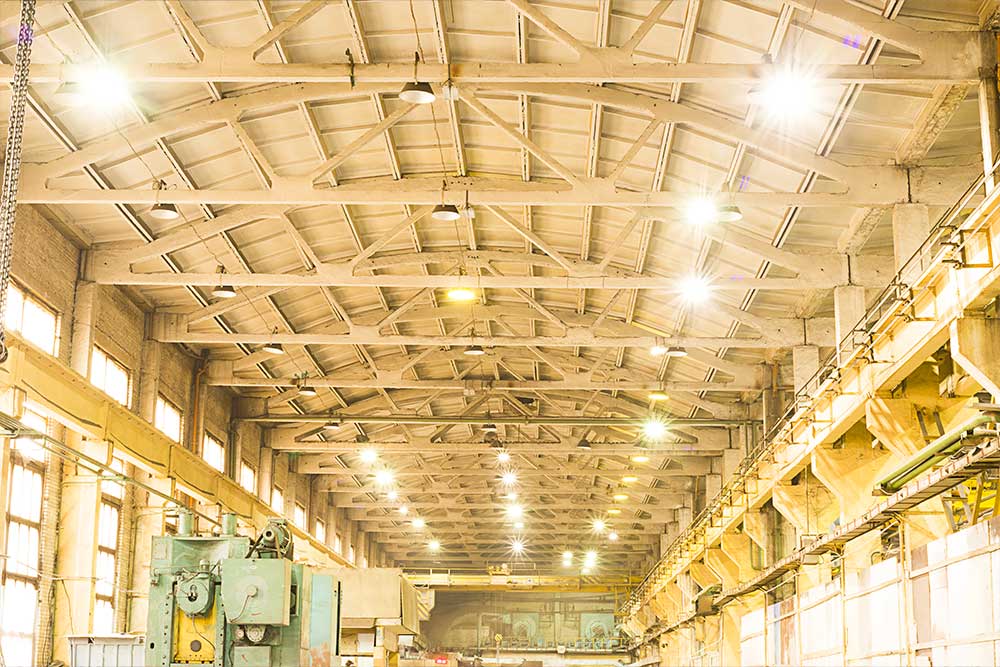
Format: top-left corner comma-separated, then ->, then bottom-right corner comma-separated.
620,154 -> 1000,619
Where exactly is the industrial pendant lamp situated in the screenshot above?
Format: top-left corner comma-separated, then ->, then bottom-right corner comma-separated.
718,204 -> 743,223
212,265 -> 237,299
263,329 -> 284,355
150,180 -> 180,221
399,81 -> 435,104
399,52 -> 435,104
464,344 -> 485,356
432,204 -> 461,221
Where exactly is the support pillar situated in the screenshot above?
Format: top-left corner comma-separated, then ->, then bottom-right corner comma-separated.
705,546 -> 741,590
127,473 -> 173,633
792,345 -> 821,395
833,285 -> 866,359
811,422 -> 893,522
979,31 -> 1000,192
950,316 -> 1000,398
743,507 -> 775,569
892,204 -> 930,276
771,468 -> 840,537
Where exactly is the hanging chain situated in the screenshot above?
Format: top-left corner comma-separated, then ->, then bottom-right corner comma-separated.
0,0 -> 37,363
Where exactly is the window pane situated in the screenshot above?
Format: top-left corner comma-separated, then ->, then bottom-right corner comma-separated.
8,464 -> 42,522
202,434 -> 225,473
315,519 -> 326,544
0,578 -> 38,666
334,533 -> 342,555
294,503 -> 307,528
90,348 -> 130,407
95,550 -> 117,598
5,284 -> 23,332
14,407 -> 47,462
5,521 -> 39,577
93,599 -> 114,635
349,545 -> 355,564
154,396 -> 182,442
271,487 -> 284,514
101,458 -> 125,499
98,502 -> 120,549
22,297 -> 57,354
240,462 -> 256,494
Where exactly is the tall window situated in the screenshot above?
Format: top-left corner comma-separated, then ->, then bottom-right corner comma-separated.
90,347 -> 131,407
5,282 -> 59,355
271,486 -> 284,514
315,518 -> 326,543
334,532 -> 343,555
349,544 -> 356,565
154,395 -> 182,442
0,408 -> 46,666
294,502 -> 307,528
95,459 -> 124,634
202,434 -> 225,473
239,461 -> 256,494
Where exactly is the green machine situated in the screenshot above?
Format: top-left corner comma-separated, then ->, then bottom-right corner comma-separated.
146,511 -> 341,666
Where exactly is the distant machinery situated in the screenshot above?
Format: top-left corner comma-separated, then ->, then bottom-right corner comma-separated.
145,511 -> 341,666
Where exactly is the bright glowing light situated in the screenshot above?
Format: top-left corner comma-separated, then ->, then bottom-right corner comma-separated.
387,490 -> 399,501
630,454 -> 650,464
501,471 -> 518,486
429,540 -> 441,551
685,196 -> 718,226
411,518 -> 425,529
513,521 -> 525,529
359,448 -> 378,464
754,67 -> 817,120
562,551 -> 573,561
613,492 -> 629,502
505,492 -> 518,501
608,531 -> 619,541
622,474 -> 639,484
648,390 -> 669,401
643,419 -> 668,441
62,65 -> 131,109
607,508 -> 622,515
650,344 -> 668,357
593,519 -> 606,532
581,566 -> 592,575
511,538 -> 526,554
679,275 -> 713,303
374,469 -> 394,486
584,550 -> 598,565
446,287 -> 477,302
399,505 -> 409,515
506,504 -> 524,519
497,451 -> 511,464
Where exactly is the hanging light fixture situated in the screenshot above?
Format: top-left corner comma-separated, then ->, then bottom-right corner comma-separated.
648,390 -> 669,401
298,385 -> 317,397
262,342 -> 284,355
464,344 -> 485,356
483,423 -> 498,434
665,346 -> 688,358
150,180 -> 180,221
718,204 -> 743,222
399,81 -> 435,104
432,203 -> 461,221
399,51 -> 436,104
212,285 -> 237,299
577,438 -> 592,450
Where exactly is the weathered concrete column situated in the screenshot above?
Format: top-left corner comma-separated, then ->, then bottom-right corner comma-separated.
127,473 -> 173,633
833,285 -> 866,358
792,345 -> 821,395
705,545 -> 741,590
812,422 -> 894,522
137,333 -> 161,423
979,31 -> 1000,192
720,530 -> 757,582
772,468 -> 840,537
743,507 -> 775,568
951,316 -> 1000,398
892,204 -> 930,276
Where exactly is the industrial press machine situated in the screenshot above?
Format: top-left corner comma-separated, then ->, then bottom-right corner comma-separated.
146,511 -> 341,666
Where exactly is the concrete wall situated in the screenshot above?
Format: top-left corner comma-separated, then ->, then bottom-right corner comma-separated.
0,206 -> 391,665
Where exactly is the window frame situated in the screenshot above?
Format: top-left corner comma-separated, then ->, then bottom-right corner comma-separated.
315,518 -> 326,544
239,461 -> 257,495
4,281 -> 60,356
89,346 -> 132,408
294,502 -> 307,529
154,394 -> 183,443
201,432 -> 226,474
271,486 -> 284,514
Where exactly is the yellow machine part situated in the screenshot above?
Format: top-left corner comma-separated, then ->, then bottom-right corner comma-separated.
172,602 -> 218,664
